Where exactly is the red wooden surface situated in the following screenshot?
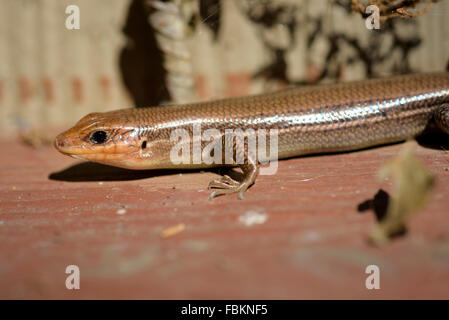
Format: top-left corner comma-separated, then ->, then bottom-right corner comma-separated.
0,136 -> 448,299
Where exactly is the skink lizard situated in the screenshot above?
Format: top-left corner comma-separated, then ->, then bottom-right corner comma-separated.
55,73 -> 449,199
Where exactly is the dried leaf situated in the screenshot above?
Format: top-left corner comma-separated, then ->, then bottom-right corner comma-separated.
370,141 -> 435,245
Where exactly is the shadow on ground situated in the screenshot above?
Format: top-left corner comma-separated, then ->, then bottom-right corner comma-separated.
49,162 -> 224,182
416,130 -> 449,150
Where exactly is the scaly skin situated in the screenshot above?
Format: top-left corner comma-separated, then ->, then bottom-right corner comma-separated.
55,73 -> 449,199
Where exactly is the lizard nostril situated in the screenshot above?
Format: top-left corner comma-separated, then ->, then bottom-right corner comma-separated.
55,135 -> 66,149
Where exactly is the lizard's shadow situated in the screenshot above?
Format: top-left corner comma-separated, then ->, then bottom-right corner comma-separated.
416,130 -> 449,150
48,162 -> 225,182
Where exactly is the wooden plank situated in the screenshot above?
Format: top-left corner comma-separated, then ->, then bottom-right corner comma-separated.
0,137 -> 448,299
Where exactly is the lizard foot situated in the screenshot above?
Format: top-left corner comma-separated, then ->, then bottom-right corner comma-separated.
208,175 -> 249,200
208,162 -> 259,200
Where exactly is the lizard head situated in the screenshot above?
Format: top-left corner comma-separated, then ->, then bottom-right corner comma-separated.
54,110 -> 156,169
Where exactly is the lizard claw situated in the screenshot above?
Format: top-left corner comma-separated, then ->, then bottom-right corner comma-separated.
208,179 -> 250,199
207,162 -> 259,199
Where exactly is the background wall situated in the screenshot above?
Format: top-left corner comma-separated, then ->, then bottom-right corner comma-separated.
0,0 -> 448,137
0,0 -> 133,136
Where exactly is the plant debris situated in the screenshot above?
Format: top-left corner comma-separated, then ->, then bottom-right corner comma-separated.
116,208 -> 127,215
370,141 -> 435,245
238,211 -> 268,227
350,0 -> 439,23
160,223 -> 186,238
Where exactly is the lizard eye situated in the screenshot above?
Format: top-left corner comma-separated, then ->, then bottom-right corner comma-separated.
90,130 -> 108,144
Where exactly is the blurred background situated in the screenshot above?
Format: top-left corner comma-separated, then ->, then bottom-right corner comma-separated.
0,0 -> 448,137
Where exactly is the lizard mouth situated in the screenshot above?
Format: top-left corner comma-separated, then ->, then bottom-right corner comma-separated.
54,134 -> 141,168
69,154 -> 86,161
54,133 -> 85,155
54,138 -> 91,156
